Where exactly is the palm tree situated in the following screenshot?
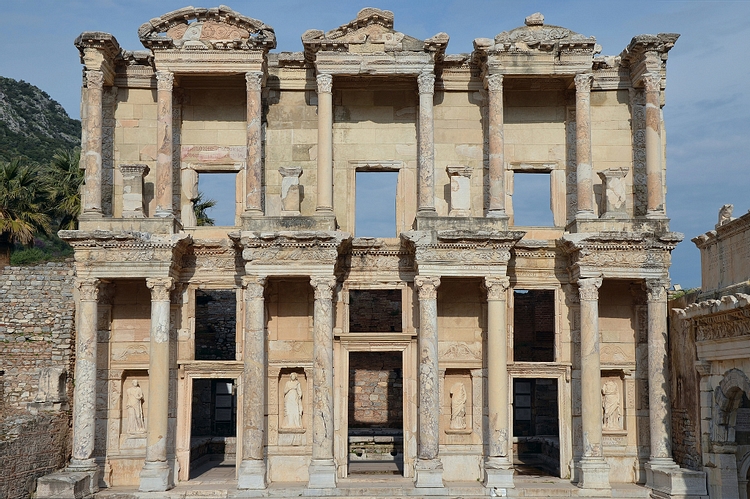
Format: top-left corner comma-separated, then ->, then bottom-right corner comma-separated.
47,148 -> 83,231
0,158 -> 52,266
192,192 -> 216,226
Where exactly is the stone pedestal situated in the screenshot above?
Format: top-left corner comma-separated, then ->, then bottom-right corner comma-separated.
245,71 -> 264,215
597,167 -> 629,219
280,167 -> 302,216
154,71 -> 174,218
446,166 -> 472,217
316,74 -> 333,214
575,74 -> 596,219
36,471 -> 98,499
119,164 -> 149,217
417,72 -> 436,216
646,461 -> 708,499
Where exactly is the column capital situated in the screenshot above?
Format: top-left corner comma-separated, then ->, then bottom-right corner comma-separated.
415,276 -> 441,300
486,73 -> 503,92
643,72 -> 662,92
316,73 -> 333,94
156,70 -> 174,91
644,278 -> 669,302
76,278 -> 101,301
242,275 -> 267,297
146,277 -> 175,301
578,277 -> 602,301
85,70 -> 104,90
417,72 -> 435,95
574,73 -> 593,93
483,276 -> 510,301
311,276 -> 336,300
245,71 -> 264,92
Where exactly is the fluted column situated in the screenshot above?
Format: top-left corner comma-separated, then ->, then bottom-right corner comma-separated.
644,73 -> 665,218
417,72 -> 436,216
238,276 -> 267,489
316,74 -> 333,214
140,277 -> 175,492
67,278 -> 100,479
82,71 -> 104,216
308,276 -> 337,488
155,71 -> 174,218
486,74 -> 506,217
575,74 -> 596,219
576,277 -> 610,490
245,72 -> 264,216
414,276 -> 443,488
483,277 -> 514,488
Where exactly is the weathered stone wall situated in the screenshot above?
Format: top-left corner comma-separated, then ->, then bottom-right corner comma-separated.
513,290 -> 555,362
348,352 -> 402,428
349,289 -> 402,332
195,289 -> 236,360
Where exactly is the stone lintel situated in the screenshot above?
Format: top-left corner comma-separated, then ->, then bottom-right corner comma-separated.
241,214 -> 336,232
414,216 -> 510,232
153,50 -> 265,74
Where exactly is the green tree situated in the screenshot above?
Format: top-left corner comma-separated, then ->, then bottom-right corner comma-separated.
192,192 -> 216,226
47,148 -> 83,230
0,158 -> 52,266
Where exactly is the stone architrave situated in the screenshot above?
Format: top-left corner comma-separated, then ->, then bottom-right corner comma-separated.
154,71 -> 174,218
139,277 -> 175,492
417,72 -> 436,216
446,166 -> 472,217
245,71 -> 264,216
316,74 -> 333,214
82,71 -> 104,216
597,168 -> 629,218
279,167 -> 303,216
414,275 -> 443,488
308,276 -> 337,488
239,276 -> 267,489
486,74 -> 507,217
643,73 -> 665,218
576,277 -> 610,491
483,276 -> 514,488
119,164 -> 149,218
575,74 -> 595,219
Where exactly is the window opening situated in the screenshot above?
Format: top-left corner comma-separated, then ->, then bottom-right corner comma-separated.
196,172 -> 237,226
349,289 -> 402,333
512,172 -> 553,226
513,289 -> 555,362
355,171 -> 398,237
195,289 -> 236,360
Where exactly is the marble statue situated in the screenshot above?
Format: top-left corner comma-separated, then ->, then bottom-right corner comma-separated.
450,382 -> 467,430
284,372 -> 303,428
126,380 -> 146,434
602,380 -> 622,430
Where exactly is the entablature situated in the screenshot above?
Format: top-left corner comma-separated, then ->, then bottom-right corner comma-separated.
619,33 -> 679,87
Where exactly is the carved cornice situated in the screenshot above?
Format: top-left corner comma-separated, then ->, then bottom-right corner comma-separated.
59,230 -> 192,267
403,230 -> 524,269
619,33 -> 679,87
415,276 -> 441,300
679,294 -> 750,342
693,210 -> 750,250
233,230 -> 351,267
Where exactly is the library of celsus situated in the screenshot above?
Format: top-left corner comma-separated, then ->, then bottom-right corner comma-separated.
38,5 -> 708,498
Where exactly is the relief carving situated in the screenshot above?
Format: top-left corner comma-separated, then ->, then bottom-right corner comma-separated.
283,372 -> 304,429
125,380 -> 146,434
602,379 -> 623,431
449,382 -> 467,430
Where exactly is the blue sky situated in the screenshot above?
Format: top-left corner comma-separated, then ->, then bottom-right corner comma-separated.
3,1 -> 749,288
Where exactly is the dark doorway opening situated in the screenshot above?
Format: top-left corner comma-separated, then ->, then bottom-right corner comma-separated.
195,289 -> 236,361
513,378 -> 560,477
348,351 -> 404,475
190,378 -> 237,481
513,289 -> 555,362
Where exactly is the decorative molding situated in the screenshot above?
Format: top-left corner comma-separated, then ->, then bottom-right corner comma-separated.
146,277 -> 175,302
316,73 -> 333,94
156,70 -> 174,91
245,71 -> 263,92
418,72 -> 435,94
483,277 -> 510,301
77,278 -> 101,301
486,73 -> 503,92
85,70 -> 105,90
311,276 -> 336,301
414,276 -> 440,300
578,277 -> 602,301
574,73 -> 593,93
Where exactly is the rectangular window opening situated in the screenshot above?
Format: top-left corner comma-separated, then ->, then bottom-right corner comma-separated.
513,289 -> 555,362
512,173 -> 553,227
355,171 -> 398,238
349,289 -> 402,333
195,289 -> 237,361
196,172 -> 237,227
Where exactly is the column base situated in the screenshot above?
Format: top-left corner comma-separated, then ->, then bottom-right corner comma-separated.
237,459 -> 267,490
36,470 -> 98,499
154,210 -> 174,218
414,458 -> 444,488
646,460 -> 707,498
139,461 -> 174,492
646,210 -> 667,220
485,209 -> 508,219
575,458 -> 610,494
483,457 -> 514,489
416,208 -> 438,217
307,459 -> 337,489
575,210 -> 597,220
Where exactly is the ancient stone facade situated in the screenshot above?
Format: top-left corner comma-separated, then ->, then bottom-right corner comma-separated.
38,6 -> 703,498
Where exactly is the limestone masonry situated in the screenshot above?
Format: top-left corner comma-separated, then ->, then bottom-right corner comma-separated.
34,5 -> 708,498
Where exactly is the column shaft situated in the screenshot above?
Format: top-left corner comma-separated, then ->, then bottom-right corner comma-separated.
82,71 -> 104,215
308,276 -> 337,488
155,71 -> 174,217
414,276 -> 443,487
487,74 -> 506,216
140,278 -> 174,492
646,279 -> 673,462
575,74 -> 595,218
644,73 -> 665,217
245,72 -> 263,215
417,72 -> 436,215
316,74 -> 333,213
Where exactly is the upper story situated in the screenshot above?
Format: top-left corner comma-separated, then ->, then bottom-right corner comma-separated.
73,6 -> 679,242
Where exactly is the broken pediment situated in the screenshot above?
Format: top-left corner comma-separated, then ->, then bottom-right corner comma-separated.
138,5 -> 276,51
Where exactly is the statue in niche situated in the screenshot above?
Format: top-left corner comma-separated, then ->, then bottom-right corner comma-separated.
449,382 -> 467,430
602,380 -> 622,430
284,372 -> 303,428
125,380 -> 146,434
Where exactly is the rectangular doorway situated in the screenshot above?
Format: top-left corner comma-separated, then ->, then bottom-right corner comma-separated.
513,378 -> 560,477
347,351 -> 404,475
189,378 -> 237,481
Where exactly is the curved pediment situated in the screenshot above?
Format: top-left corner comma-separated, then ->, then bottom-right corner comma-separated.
475,13 -> 596,54
138,5 -> 276,51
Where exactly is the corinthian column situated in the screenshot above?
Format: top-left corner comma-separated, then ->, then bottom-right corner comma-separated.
316,74 -> 333,214
483,277 -> 514,488
486,74 -> 506,217
643,73 -> 665,218
66,278 -> 100,483
245,72 -> 263,216
417,72 -> 436,216
155,71 -> 174,218
140,277 -> 175,492
576,277 -> 610,491
414,276 -> 443,488
308,276 -> 337,488
575,74 -> 596,219
82,71 -> 104,216
238,276 -> 267,489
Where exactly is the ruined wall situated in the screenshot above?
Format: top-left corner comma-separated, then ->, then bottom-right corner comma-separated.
348,351 -> 402,428
195,289 -> 236,360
